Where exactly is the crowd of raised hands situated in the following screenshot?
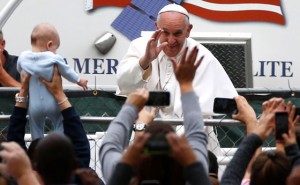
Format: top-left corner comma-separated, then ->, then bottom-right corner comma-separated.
221,96 -> 300,185
105,46 -> 300,185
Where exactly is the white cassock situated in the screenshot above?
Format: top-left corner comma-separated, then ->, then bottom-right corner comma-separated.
116,36 -> 238,156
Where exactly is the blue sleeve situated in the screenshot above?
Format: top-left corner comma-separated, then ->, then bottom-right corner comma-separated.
184,162 -> 211,185
17,52 -> 79,83
54,55 -> 80,83
99,104 -> 138,182
181,91 -> 208,173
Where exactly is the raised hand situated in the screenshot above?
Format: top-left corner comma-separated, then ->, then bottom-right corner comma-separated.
171,46 -> 203,94
15,73 -> 31,108
282,120 -> 297,147
125,88 -> 149,112
166,133 -> 197,167
281,101 -> 299,146
121,133 -> 150,168
285,101 -> 300,127
40,64 -> 64,101
136,107 -> 156,126
139,29 -> 167,70
0,54 -> 21,87
78,78 -> 88,90
0,142 -> 39,185
254,98 -> 286,140
232,96 -> 257,134
40,64 -> 71,110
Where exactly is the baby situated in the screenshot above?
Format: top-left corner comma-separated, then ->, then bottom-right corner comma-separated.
17,23 -> 88,139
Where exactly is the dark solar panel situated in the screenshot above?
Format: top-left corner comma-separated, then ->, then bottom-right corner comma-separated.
111,0 -> 186,40
111,6 -> 156,40
131,0 -> 170,18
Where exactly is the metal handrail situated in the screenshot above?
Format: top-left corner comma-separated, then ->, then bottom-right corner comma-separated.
0,115 -> 244,126
1,87 -> 300,100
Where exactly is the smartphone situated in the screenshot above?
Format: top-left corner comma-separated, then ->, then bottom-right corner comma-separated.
213,97 -> 238,114
275,112 -> 289,140
146,91 -> 170,106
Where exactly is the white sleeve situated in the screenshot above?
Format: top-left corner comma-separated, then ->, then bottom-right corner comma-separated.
116,38 -> 148,95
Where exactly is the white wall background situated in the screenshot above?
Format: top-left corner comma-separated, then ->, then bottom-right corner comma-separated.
0,0 -> 299,89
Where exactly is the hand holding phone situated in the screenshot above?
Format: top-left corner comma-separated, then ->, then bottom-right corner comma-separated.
294,107 -> 300,122
275,112 -> 289,140
213,97 -> 238,115
146,91 -> 170,106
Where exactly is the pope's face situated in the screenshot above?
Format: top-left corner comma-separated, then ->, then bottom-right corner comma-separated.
156,12 -> 192,57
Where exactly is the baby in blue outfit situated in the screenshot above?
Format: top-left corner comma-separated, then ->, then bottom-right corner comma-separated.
17,23 -> 88,139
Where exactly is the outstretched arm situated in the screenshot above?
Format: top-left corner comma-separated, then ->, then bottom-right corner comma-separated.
99,88 -> 149,182
0,59 -> 21,87
41,65 -> 90,168
116,30 -> 167,95
221,97 -> 284,185
0,142 -> 40,185
139,29 -> 167,70
7,73 -> 30,150
172,46 -> 208,171
232,95 -> 259,179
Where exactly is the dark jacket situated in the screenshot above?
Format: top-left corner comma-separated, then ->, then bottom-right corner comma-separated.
7,106 -> 90,168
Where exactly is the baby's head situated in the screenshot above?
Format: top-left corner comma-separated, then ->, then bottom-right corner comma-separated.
31,23 -> 60,53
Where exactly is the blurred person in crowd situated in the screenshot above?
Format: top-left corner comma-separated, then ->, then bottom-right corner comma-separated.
0,141 -> 40,185
0,134 -> 102,185
287,167 -> 300,185
208,150 -> 219,185
221,96 -> 300,185
284,110 -> 300,185
0,30 -> 20,87
33,131 -> 78,185
107,126 -> 210,185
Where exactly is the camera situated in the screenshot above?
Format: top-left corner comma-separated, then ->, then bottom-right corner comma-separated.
213,97 -> 238,115
146,91 -> 170,106
275,112 -> 289,140
143,132 -> 170,155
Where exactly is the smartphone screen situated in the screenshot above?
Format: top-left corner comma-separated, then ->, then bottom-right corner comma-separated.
213,97 -> 237,114
146,91 -> 170,106
275,112 -> 289,140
